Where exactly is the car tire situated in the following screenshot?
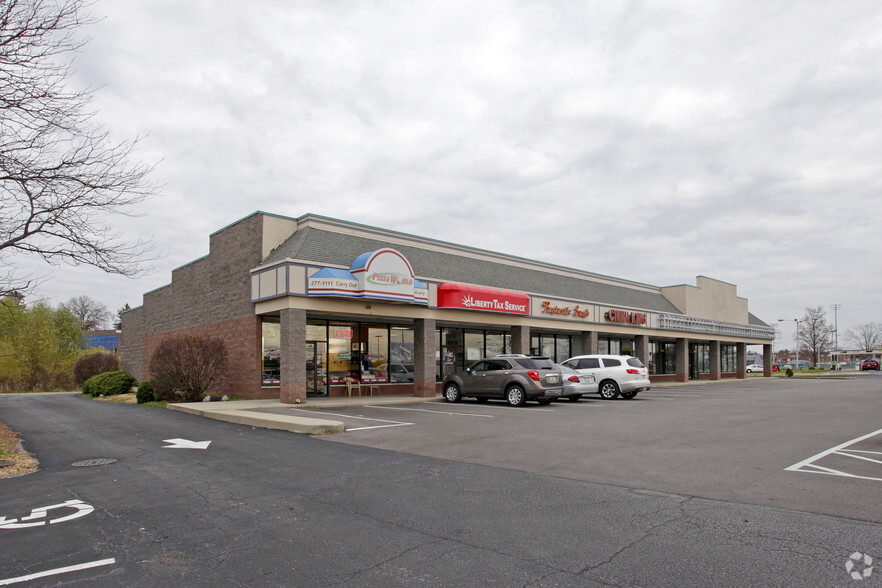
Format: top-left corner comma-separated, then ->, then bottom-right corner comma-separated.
619,390 -> 639,399
598,380 -> 620,400
567,395 -> 581,402
506,384 -> 527,407
444,383 -> 462,403
537,398 -> 553,406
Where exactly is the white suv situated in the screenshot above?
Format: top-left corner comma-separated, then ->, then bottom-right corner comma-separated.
559,355 -> 651,400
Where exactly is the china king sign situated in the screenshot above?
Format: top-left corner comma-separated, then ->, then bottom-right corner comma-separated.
604,308 -> 648,325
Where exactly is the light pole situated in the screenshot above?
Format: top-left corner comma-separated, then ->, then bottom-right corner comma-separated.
779,318 -> 800,370
828,303 -> 841,353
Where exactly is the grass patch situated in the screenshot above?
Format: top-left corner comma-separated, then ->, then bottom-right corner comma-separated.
0,421 -> 38,479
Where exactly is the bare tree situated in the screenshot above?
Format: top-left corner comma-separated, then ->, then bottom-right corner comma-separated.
845,322 -> 882,352
63,294 -> 109,330
798,306 -> 831,366
0,0 -> 156,298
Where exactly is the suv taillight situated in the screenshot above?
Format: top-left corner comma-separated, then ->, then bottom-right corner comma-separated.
626,369 -> 639,374
527,370 -> 541,381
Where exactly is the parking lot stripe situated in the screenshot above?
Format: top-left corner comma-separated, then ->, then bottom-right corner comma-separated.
786,428 -> 882,472
369,406 -> 494,418
785,428 -> 882,481
0,558 -> 115,586
346,423 -> 414,432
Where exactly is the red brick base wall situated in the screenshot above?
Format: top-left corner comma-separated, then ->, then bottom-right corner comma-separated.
141,315 -> 276,400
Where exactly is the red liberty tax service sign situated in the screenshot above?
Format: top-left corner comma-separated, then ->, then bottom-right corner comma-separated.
437,284 -> 529,315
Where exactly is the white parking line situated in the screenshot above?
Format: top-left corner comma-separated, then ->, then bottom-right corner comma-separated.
0,558 -> 115,586
370,406 -> 494,418
291,409 -> 414,432
785,428 -> 882,482
427,403 -> 556,412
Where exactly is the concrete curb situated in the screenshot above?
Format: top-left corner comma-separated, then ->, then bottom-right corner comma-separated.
167,403 -> 344,434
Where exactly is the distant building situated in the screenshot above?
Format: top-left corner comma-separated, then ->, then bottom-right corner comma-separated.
85,330 -> 120,353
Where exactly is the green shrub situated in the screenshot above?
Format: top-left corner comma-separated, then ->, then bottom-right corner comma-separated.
136,380 -> 155,404
74,352 -> 120,386
785,368 -> 794,378
82,370 -> 136,397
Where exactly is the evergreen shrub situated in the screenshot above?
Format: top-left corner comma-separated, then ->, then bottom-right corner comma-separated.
82,370 -> 136,396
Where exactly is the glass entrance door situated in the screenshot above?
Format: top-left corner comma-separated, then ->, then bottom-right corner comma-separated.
306,341 -> 328,397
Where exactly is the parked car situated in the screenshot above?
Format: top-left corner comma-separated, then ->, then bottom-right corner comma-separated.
389,364 -> 415,382
860,358 -> 880,371
442,355 -> 564,406
559,354 -> 651,399
557,364 -> 598,401
745,364 -> 763,373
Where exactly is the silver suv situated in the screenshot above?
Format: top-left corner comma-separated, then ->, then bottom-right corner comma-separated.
559,355 -> 650,399
442,355 -> 564,406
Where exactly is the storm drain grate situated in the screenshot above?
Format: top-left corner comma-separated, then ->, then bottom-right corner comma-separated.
71,458 -> 117,467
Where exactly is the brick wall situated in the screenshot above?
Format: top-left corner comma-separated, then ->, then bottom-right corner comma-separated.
141,315 -> 273,399
121,214 -> 272,399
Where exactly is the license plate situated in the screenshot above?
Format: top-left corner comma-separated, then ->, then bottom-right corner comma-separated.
547,375 -> 559,383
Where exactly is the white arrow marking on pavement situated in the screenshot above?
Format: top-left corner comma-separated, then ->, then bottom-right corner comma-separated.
0,500 -> 94,529
162,438 -> 211,449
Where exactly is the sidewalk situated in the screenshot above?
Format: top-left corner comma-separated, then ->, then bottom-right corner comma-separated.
166,377 -> 779,435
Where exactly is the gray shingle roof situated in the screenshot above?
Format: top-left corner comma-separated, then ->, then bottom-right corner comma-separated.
263,227 -> 682,313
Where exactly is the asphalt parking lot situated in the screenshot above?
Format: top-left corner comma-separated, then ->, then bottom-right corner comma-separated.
306,374 -> 882,523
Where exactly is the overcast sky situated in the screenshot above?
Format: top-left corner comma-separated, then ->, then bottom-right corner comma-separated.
18,0 -> 882,349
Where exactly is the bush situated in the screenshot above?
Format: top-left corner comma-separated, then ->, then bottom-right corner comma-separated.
136,380 -> 155,404
149,334 -> 228,402
74,352 -> 120,386
785,368 -> 794,378
82,370 -> 136,397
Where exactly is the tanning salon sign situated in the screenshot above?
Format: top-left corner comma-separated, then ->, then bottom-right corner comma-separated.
308,249 -> 429,305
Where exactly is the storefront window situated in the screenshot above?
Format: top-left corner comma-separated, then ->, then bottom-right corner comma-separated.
465,331 -> 484,362
306,320 -> 328,396
261,317 -> 280,386
556,336 -> 570,362
598,338 -> 623,355
693,343 -> 710,375
721,345 -> 736,372
486,332 -> 505,357
439,328 -> 463,379
328,321 -> 359,385
361,325 -> 389,383
649,340 -> 676,375
390,327 -> 414,383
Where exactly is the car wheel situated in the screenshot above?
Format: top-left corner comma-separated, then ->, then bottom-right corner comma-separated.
506,384 -> 527,407
598,380 -> 620,400
567,395 -> 581,402
537,398 -> 553,406
444,383 -> 461,403
619,390 -> 639,399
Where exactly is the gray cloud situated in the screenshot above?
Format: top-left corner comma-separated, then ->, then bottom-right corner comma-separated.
20,0 -> 881,346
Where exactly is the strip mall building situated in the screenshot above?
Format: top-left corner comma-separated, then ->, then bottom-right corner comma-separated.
120,212 -> 777,403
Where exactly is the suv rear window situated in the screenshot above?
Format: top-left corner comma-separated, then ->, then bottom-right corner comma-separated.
601,358 -> 621,367
512,357 -> 556,370
626,358 -> 645,368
